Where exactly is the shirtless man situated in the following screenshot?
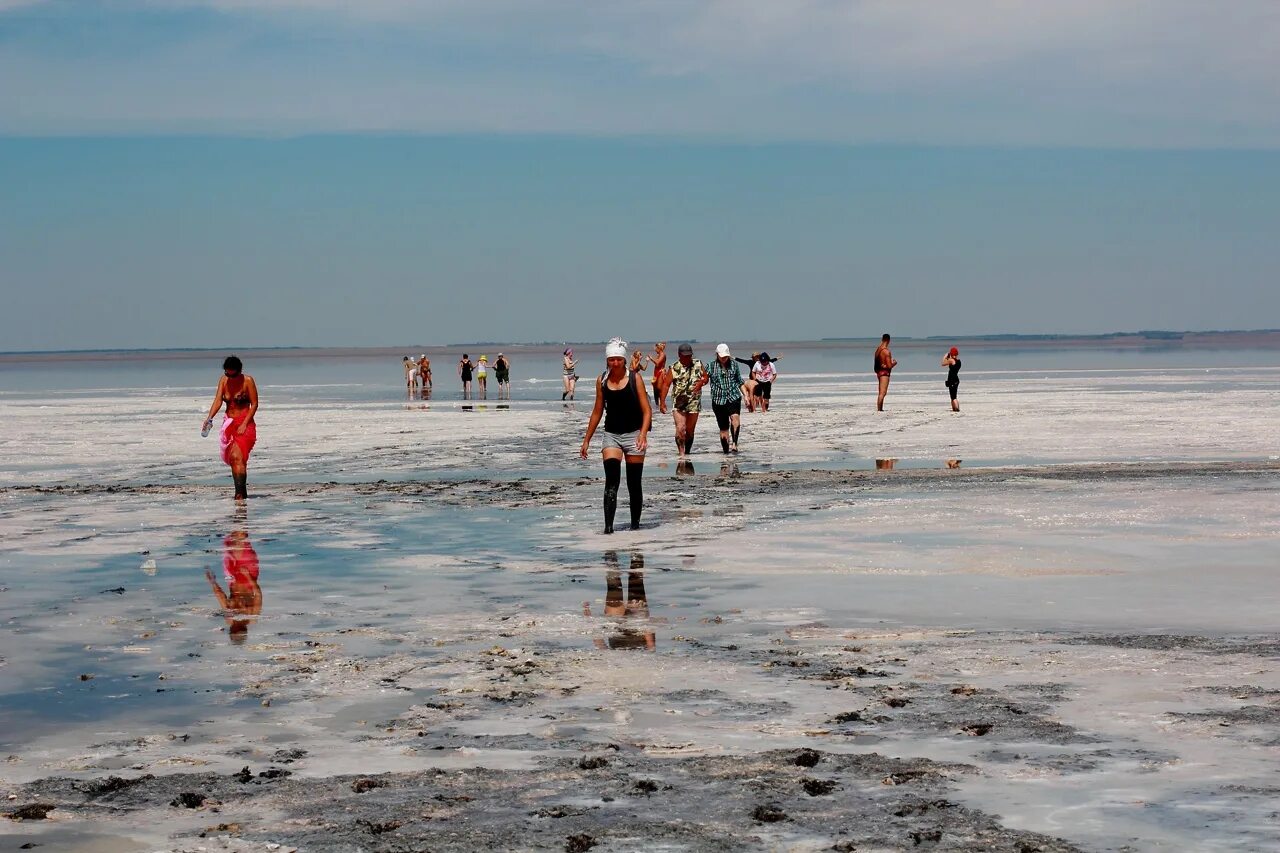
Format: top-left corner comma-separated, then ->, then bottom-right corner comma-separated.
418,354 -> 432,396
874,334 -> 898,412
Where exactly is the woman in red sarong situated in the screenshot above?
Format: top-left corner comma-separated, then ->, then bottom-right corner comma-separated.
203,355 -> 258,500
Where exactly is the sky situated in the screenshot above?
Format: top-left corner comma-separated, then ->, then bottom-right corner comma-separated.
2,1 -> 1279,349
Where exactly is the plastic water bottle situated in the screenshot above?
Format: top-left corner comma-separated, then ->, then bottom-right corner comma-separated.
201,418 -> 213,438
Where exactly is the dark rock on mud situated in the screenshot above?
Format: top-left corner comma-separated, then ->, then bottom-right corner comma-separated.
751,803 -> 789,823
6,803 -> 55,821
565,834 -> 596,852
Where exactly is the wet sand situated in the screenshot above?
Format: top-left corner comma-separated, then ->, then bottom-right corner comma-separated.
3,461 -> 1279,851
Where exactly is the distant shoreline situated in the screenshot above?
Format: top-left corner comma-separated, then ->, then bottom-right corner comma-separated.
3,328 -> 1279,364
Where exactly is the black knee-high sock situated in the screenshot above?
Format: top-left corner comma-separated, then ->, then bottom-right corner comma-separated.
603,458 -> 621,533
720,436 -> 730,453
625,461 -> 643,529
731,424 -> 740,445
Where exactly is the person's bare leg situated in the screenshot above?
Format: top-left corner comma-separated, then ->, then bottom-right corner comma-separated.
877,375 -> 890,411
673,410 -> 687,456
729,412 -> 740,451
228,444 -> 247,501
683,413 -> 698,456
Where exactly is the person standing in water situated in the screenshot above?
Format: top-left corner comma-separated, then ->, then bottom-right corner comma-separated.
418,354 -> 432,396
562,348 -> 579,400
492,353 -> 511,399
668,343 -> 708,457
458,353 -> 475,400
476,355 -> 489,399
707,344 -> 745,453
874,334 -> 898,412
646,342 -> 669,414
942,346 -> 961,412
403,356 -> 417,396
203,355 -> 258,501
580,338 -> 652,534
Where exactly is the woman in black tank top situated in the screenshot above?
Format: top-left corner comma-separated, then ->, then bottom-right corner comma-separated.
942,346 -> 961,412
581,338 -> 653,534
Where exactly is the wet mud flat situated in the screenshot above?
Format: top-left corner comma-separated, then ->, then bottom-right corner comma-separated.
3,462 -> 1280,850
6,618 -> 1279,851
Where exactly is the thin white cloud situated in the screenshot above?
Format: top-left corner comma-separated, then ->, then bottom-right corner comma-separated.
2,0 -> 1279,145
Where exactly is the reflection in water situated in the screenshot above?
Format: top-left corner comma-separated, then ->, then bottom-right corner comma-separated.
875,458 -> 897,470
205,528 -> 262,645
676,460 -> 696,477
584,551 -> 655,651
945,458 -> 962,469
718,461 -> 740,479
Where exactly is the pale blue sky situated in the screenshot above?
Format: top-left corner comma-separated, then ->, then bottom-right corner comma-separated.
2,1 -> 1279,349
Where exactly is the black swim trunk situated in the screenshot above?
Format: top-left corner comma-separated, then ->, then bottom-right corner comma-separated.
946,380 -> 959,401
712,399 -> 741,430
755,381 -> 772,400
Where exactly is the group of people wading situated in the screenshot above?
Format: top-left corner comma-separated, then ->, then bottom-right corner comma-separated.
579,339 -> 782,534
202,337 -> 961,537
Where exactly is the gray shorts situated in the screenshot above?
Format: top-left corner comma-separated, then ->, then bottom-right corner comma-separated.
601,430 -> 646,457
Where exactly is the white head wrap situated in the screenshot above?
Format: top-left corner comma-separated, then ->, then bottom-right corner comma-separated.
604,337 -> 628,359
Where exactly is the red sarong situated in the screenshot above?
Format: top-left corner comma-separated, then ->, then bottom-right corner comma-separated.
219,415 -> 257,466
222,534 -> 260,584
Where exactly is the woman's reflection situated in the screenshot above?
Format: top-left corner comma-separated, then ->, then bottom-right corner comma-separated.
206,529 -> 262,644
583,551 -> 655,651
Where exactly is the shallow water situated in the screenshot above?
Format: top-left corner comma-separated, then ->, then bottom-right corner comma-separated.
2,344 -> 1279,850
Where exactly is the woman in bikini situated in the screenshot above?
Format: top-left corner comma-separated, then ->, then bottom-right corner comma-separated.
203,355 -> 259,501
645,342 -> 669,414
562,348 -> 579,400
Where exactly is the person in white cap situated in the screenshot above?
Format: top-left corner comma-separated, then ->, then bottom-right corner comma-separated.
707,344 -> 745,453
580,338 -> 653,533
418,354 -> 432,396
493,353 -> 511,399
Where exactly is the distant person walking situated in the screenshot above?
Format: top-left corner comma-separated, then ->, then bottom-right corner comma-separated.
751,351 -> 777,412
646,342 -> 670,414
203,355 -> 258,501
562,348 -> 579,400
458,353 -> 475,400
494,353 -> 511,399
708,344 -> 745,453
580,338 -> 652,534
668,343 -> 708,457
874,334 -> 898,412
942,346 -> 961,412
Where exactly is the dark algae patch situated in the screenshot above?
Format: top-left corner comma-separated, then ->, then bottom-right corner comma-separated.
9,753 -> 1083,851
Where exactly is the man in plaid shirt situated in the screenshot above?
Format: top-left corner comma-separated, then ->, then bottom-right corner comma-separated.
707,344 -> 745,453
